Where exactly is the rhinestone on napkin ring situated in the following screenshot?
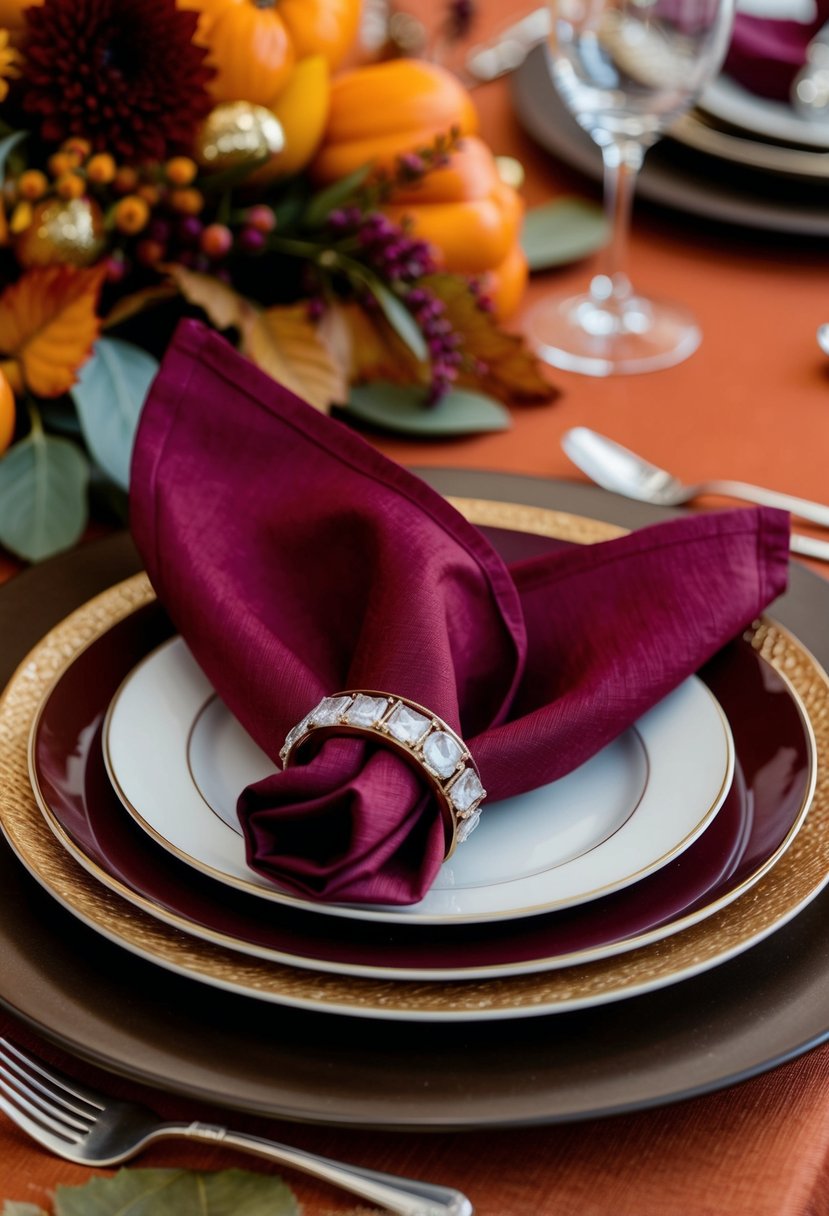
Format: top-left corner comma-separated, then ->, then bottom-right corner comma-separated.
279,692 -> 487,860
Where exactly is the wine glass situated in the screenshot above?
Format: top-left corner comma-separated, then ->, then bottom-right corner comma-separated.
524,0 -> 737,376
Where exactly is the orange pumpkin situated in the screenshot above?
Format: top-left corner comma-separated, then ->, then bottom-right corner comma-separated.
312,58 -> 478,184
384,137 -> 524,276
250,55 -> 331,183
313,61 -> 527,318
385,142 -> 528,317
479,242 -> 530,320
276,0 -> 361,67
0,366 -> 14,455
185,0 -> 360,108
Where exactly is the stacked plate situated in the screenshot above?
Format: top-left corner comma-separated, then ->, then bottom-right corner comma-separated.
1,494 -> 827,1021
0,475 -> 828,1125
511,44 -> 829,237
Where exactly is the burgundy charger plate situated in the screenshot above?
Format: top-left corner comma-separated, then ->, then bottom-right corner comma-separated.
30,590 -> 813,981
3,483 -> 829,1126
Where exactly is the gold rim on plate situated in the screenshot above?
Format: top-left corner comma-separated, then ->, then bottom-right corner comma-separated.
98,635 -> 734,924
0,502 -> 826,1020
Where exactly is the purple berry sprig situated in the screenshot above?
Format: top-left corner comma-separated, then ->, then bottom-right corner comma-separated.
406,287 -> 463,404
322,207 -> 465,403
354,129 -> 462,209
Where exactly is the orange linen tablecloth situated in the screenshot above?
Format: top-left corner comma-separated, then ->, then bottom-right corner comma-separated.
3,9 -> 829,1215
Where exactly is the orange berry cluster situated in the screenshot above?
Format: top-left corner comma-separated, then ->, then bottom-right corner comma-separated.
16,138 -> 115,206
8,137 -> 279,282
10,139 -> 206,240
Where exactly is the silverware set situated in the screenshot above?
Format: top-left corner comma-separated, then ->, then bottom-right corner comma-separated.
0,1036 -> 472,1216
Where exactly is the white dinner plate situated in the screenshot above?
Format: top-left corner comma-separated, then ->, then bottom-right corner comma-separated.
103,636 -> 734,925
700,73 -> 829,149
671,110 -> 829,179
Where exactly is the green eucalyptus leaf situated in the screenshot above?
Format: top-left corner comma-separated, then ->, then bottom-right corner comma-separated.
1,1203 -> 49,1215
366,281 -> 428,363
345,382 -> 511,436
303,164 -> 371,228
0,131 -> 26,186
70,337 -> 158,490
521,197 -> 608,271
54,1168 -> 299,1216
0,432 -> 89,562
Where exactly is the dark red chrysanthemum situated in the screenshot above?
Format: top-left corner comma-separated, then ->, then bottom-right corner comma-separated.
21,0 -> 214,162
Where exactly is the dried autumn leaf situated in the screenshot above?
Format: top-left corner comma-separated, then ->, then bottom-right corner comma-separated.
325,300 -> 418,387
315,300 -> 355,379
241,302 -> 349,413
165,264 -> 255,333
424,272 -> 557,405
0,264 -> 105,397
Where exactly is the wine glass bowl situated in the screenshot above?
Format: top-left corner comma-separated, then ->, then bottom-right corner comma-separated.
524,0 -> 736,376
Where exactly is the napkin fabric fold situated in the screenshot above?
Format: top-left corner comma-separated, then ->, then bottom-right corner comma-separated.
725,1 -> 829,100
131,320 -> 789,905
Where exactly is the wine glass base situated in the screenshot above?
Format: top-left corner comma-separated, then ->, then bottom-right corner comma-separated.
524,291 -> 702,376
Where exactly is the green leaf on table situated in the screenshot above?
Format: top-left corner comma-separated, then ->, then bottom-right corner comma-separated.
0,431 -> 89,561
345,381 -> 511,436
2,1203 -> 50,1215
54,1168 -> 299,1216
521,198 -> 608,271
0,131 -> 27,186
70,337 -> 158,490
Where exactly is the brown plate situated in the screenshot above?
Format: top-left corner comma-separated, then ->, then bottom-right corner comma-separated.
0,473 -> 828,1124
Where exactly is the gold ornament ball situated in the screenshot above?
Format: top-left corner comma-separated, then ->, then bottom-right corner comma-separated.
195,101 -> 285,171
14,197 -> 105,267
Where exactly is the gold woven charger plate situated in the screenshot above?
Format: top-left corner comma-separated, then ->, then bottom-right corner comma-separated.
0,501 -> 827,1021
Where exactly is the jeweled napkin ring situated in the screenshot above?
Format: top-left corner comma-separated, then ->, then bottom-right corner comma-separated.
279,692 -> 486,860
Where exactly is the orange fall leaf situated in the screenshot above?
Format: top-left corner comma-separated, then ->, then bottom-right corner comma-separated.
240,302 -> 349,413
0,264 -> 106,398
165,263 -> 257,334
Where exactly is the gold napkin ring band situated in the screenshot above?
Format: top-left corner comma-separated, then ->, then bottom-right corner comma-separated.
279,692 -> 486,861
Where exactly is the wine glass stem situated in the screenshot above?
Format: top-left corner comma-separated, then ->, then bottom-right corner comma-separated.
592,139 -> 645,310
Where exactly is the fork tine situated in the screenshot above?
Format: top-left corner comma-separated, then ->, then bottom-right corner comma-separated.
0,1038 -> 104,1150
0,1054 -> 94,1128
0,1038 -> 104,1114
0,1068 -> 89,1146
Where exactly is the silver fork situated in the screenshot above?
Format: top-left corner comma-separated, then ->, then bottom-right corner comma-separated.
0,1037 -> 472,1216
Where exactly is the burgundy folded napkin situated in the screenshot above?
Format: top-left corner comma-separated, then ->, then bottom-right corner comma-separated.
130,320 -> 789,905
725,2 -> 829,100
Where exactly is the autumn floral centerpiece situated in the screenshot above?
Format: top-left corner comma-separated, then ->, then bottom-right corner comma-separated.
0,0 -> 560,561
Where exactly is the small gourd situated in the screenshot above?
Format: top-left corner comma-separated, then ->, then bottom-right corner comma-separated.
185,0 -> 360,108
